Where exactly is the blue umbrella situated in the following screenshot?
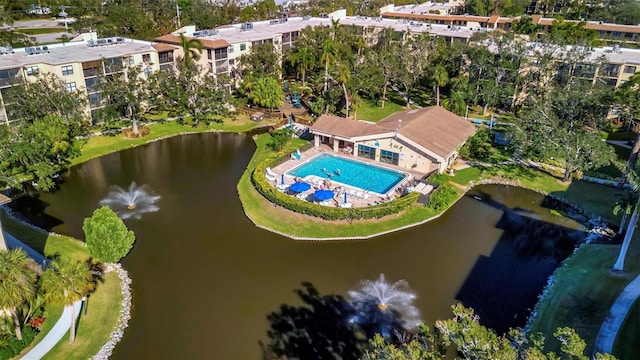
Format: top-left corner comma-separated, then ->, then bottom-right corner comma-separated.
290,181 -> 310,193
314,189 -> 334,201
344,192 -> 348,204
281,173 -> 285,184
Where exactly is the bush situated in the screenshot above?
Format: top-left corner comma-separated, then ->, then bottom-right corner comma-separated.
0,326 -> 38,359
460,129 -> 496,161
269,128 -> 295,151
427,184 -> 458,212
251,153 -> 419,220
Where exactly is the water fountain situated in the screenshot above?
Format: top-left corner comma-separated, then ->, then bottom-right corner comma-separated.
99,182 -> 160,220
348,274 -> 422,337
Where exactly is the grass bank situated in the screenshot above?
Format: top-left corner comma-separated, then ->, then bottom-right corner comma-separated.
72,115 -> 266,166
42,271 -> 122,360
527,240 -> 640,357
2,213 -> 122,359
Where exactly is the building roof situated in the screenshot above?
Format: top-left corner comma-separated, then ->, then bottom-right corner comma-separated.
152,43 -> 178,52
382,5 -> 640,35
311,107 -> 476,159
0,38 -> 157,69
311,114 -> 383,137
155,33 -> 231,49
377,106 -> 477,158
0,193 -> 10,205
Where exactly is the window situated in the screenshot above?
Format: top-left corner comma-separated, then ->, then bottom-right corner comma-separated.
65,82 -> 77,92
600,63 -> 620,77
207,49 -> 213,60
142,53 -> 151,63
61,65 -> 73,75
358,145 -> 376,160
380,150 -> 399,165
624,65 -> 637,74
228,45 -> 234,53
123,56 -> 135,66
85,77 -> 97,92
214,48 -> 228,60
88,93 -> 101,107
228,59 -> 235,67
25,66 -> 39,75
240,43 -> 246,51
158,51 -> 174,64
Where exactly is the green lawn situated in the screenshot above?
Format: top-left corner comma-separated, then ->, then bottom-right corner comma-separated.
1,212 -> 89,263
527,241 -> 640,356
354,98 -> 407,122
42,271 -> 123,360
2,213 -> 120,359
72,115 -> 266,166
614,296 -> 640,358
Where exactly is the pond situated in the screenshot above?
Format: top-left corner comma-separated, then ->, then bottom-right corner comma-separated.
11,132 -> 587,359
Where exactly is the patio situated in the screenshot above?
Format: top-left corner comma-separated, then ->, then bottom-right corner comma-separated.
267,145 -> 431,208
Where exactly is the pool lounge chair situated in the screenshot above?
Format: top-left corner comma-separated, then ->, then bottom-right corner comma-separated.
265,173 -> 277,182
266,167 -> 278,177
340,202 -> 353,208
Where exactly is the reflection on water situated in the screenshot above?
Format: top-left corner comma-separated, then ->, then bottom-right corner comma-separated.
8,132 -> 587,359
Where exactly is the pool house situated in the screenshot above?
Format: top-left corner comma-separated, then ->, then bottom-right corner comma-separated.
309,106 -> 477,176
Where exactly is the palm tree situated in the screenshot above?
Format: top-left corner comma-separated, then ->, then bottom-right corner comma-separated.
40,257 -> 94,343
335,63 -> 351,118
442,91 -> 467,116
178,33 -> 204,68
613,164 -> 640,271
321,38 -> 338,93
613,191 -> 638,235
290,47 -> 315,88
432,64 -> 449,107
0,249 -> 37,341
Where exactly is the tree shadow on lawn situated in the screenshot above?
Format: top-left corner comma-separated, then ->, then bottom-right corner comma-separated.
260,282 -> 405,360
549,180 -> 623,225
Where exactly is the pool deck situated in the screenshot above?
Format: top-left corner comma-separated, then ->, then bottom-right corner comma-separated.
270,145 -> 427,208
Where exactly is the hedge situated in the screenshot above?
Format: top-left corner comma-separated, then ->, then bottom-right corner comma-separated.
251,152 -> 420,220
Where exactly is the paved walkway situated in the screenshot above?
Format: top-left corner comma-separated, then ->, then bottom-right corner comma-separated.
5,231 -> 80,360
594,273 -> 640,355
21,300 -> 82,360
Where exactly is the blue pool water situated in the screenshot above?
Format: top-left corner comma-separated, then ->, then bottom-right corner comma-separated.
287,153 -> 406,194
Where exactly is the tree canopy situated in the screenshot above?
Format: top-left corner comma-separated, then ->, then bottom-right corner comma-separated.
83,206 -> 136,263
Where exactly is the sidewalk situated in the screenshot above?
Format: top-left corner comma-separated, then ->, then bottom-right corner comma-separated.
21,300 -> 83,360
594,274 -> 640,355
5,231 -> 79,360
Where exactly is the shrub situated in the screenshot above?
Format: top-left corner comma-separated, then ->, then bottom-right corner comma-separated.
251,153 -> 419,220
0,326 -> 38,359
460,129 -> 496,161
269,128 -> 295,151
427,184 -> 458,212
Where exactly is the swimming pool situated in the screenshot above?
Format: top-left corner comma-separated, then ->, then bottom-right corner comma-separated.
286,153 -> 407,195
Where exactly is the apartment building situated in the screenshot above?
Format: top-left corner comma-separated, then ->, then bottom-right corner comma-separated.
0,34 -> 174,125
380,3 -> 640,44
155,9 -> 486,80
1,9 -> 638,127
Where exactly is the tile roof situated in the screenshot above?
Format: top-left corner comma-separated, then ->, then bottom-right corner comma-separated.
311,107 -> 477,159
155,34 -> 230,49
152,43 -> 178,52
310,114 -> 383,137
377,107 -> 476,158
